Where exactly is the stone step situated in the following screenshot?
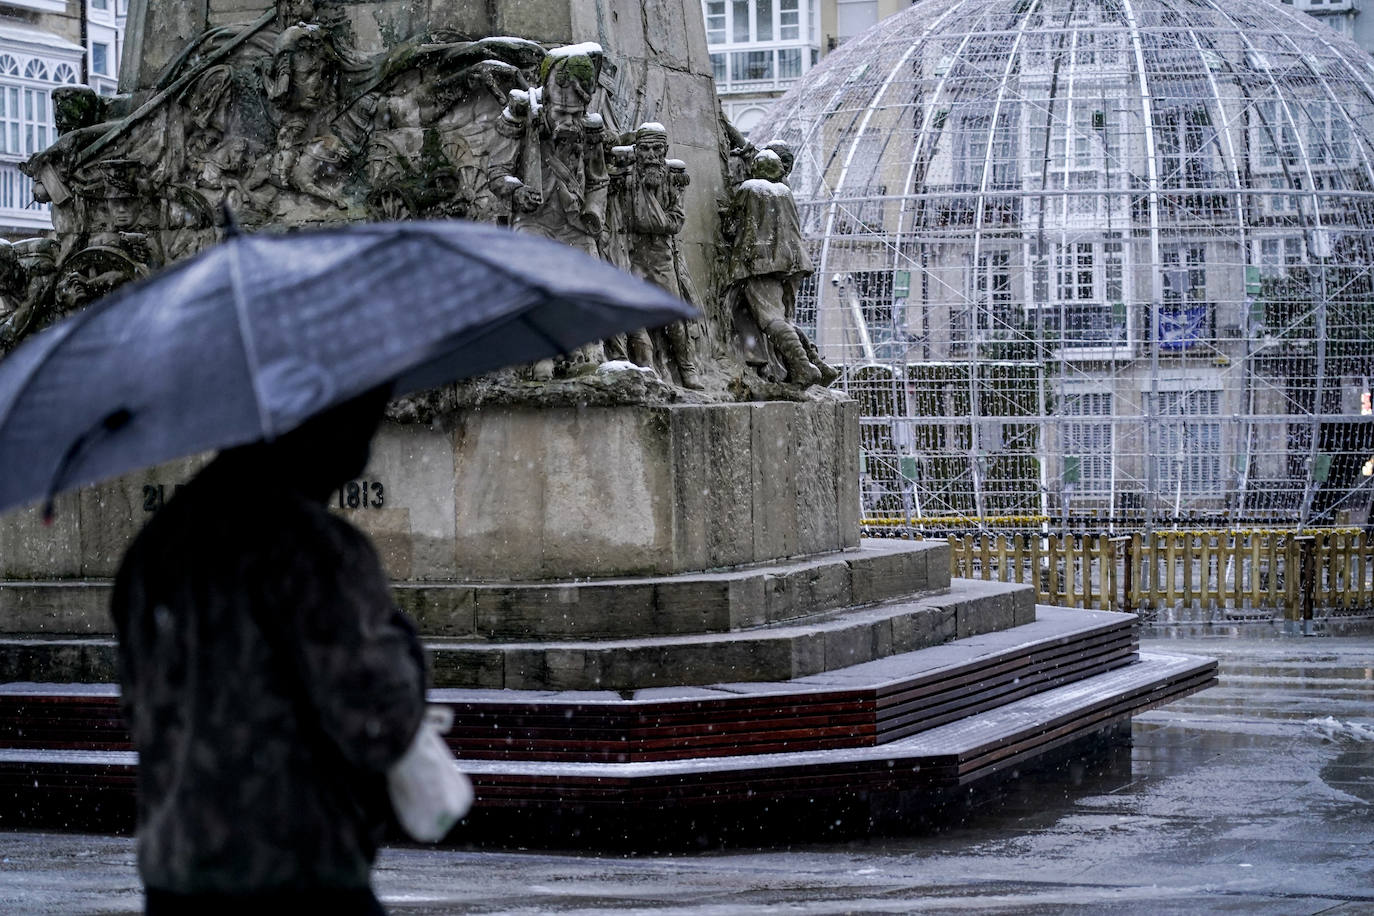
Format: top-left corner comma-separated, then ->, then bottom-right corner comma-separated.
0,577 -> 1032,691
426,576 -> 1032,690
0,607 -> 1141,762
0,539 -> 947,640
0,650 -> 1217,831
397,540 -> 947,639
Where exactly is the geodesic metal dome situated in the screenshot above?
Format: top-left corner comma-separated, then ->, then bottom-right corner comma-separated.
752,0 -> 1374,533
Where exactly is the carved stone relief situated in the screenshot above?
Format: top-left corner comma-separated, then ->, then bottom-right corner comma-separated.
3,0 -> 836,403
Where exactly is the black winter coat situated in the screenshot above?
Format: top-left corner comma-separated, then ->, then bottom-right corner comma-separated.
111,452 -> 426,895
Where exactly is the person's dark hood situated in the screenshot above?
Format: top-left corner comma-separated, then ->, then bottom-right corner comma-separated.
203,385 -> 392,502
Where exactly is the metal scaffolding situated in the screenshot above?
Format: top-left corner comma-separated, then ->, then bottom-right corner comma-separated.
751,0 -> 1374,536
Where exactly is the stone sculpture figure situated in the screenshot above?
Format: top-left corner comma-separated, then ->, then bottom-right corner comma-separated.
364,37 -> 543,223
0,242 -> 29,349
3,13 -> 766,398
489,44 -> 609,252
619,123 -> 702,388
489,43 -> 611,378
0,239 -> 66,351
22,86 -> 114,255
725,150 -> 826,387
268,14 -> 347,208
600,135 -> 635,274
620,123 -> 677,371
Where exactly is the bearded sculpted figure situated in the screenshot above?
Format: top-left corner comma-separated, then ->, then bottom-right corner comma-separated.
488,44 -> 611,379
621,124 -> 703,389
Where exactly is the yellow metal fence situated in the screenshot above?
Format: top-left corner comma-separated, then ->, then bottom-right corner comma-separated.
948,530 -> 1374,620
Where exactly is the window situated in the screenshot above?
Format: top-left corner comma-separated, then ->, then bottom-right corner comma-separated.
705,1 -> 725,43
778,47 -> 802,79
1152,390 -> 1223,497
0,85 -> 52,157
0,53 -> 79,161
756,0 -> 772,40
708,0 -> 809,47
1302,99 -> 1351,165
846,270 -> 898,354
1104,241 -> 1124,302
1162,244 -> 1206,305
953,111 -> 1018,188
22,88 -> 49,155
1257,237 -> 1304,276
1156,106 -> 1211,188
1159,245 -> 1209,350
836,0 -> 877,39
1063,392 -> 1113,494
1267,176 -> 1297,214
732,0 -> 750,41
92,43 -> 110,76
1253,99 -> 1299,170
91,0 -> 108,8
1034,240 -> 1128,347
732,106 -> 768,133
954,112 -> 988,187
707,0 -> 816,91
973,249 -> 1014,333
1057,242 -> 1095,302
730,50 -> 773,82
780,0 -> 800,40
0,87 -> 20,155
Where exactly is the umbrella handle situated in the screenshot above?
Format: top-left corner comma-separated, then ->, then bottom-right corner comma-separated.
43,407 -> 134,524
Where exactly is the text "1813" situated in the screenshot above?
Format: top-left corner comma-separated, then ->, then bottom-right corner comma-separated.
337,480 -> 384,509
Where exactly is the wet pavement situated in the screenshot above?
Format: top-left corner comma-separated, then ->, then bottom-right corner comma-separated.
0,635 -> 1370,914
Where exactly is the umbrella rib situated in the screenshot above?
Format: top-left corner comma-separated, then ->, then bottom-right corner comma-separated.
227,238 -> 275,439
518,311 -> 572,357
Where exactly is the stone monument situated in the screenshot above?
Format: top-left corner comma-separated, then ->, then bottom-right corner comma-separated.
0,0 -> 1215,837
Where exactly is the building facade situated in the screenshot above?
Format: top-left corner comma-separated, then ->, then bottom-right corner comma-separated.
706,0 -> 907,132
1282,0 -> 1374,55
0,0 -> 126,236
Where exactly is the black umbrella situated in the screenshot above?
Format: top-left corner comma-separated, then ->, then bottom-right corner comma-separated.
0,220 -> 697,517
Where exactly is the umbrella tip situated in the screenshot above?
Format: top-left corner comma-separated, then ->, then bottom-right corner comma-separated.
220,201 -> 241,238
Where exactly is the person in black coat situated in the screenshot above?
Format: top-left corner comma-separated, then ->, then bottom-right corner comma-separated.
111,387 -> 425,915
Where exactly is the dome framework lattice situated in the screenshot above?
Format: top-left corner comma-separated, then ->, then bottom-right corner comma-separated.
753,0 -> 1374,533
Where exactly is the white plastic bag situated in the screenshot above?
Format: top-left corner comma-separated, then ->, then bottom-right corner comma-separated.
387,705 -> 474,842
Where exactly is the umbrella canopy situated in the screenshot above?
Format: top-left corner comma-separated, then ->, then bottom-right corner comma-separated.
0,220 -> 697,516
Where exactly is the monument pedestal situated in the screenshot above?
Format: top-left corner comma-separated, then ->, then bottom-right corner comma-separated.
0,399 -> 1216,837
356,399 -> 860,582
